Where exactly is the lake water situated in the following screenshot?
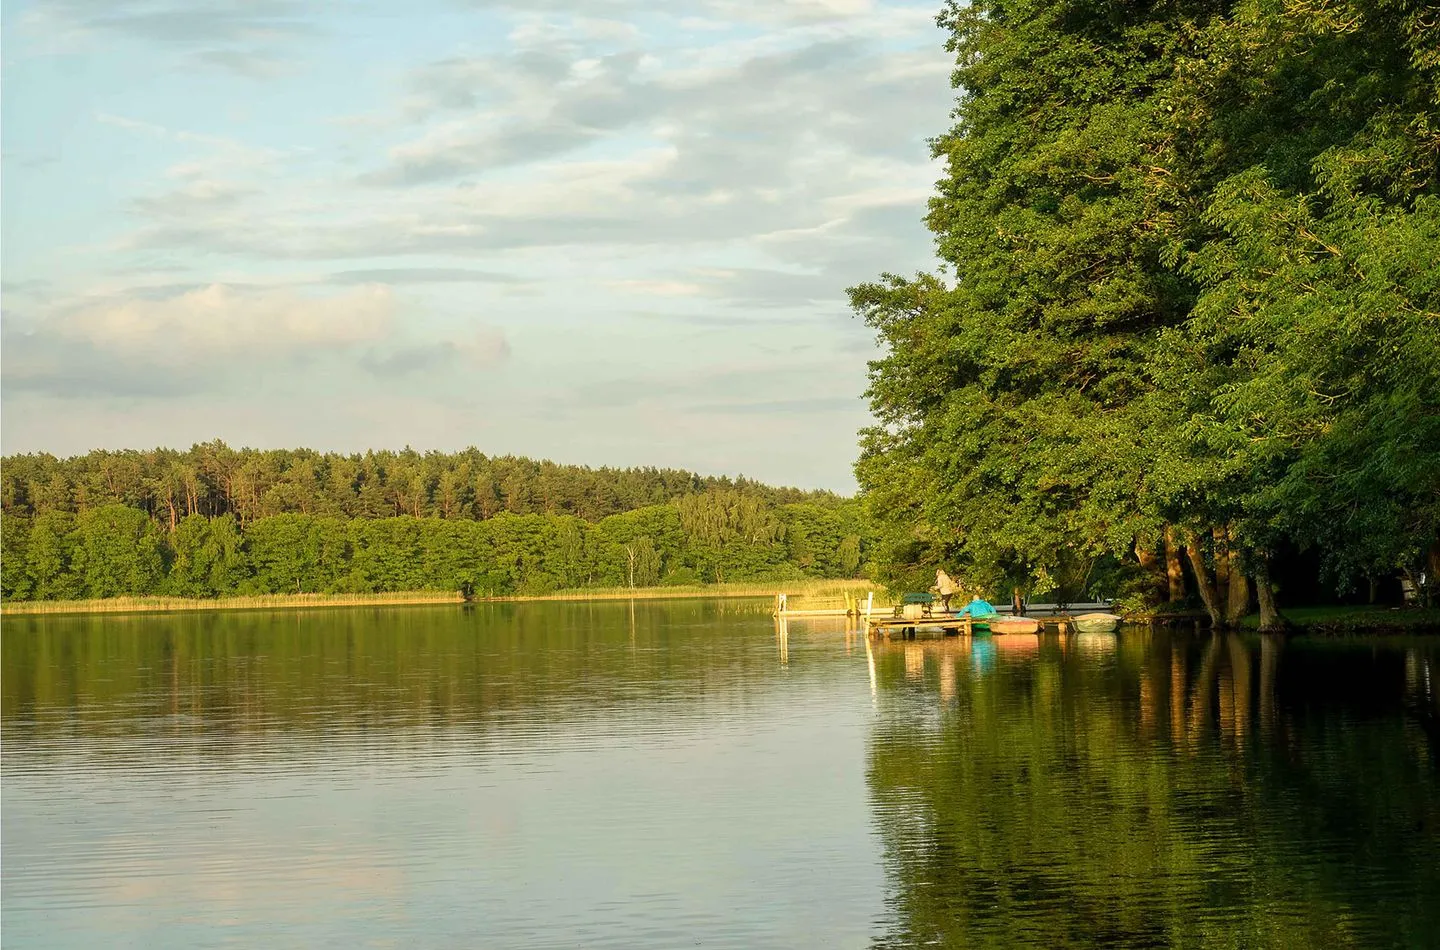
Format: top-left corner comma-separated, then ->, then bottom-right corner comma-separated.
3,601 -> 1438,949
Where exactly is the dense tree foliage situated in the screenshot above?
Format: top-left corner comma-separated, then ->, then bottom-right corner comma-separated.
0,443 -> 835,525
0,468 -> 871,601
852,0 -> 1440,626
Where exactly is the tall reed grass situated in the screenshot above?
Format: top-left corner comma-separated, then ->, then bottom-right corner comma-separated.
0,591 -> 464,616
1,578 -> 885,616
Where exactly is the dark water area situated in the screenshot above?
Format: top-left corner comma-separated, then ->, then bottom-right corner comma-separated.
3,602 -> 1438,948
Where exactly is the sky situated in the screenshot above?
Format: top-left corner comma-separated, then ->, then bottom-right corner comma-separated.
0,0 -> 955,492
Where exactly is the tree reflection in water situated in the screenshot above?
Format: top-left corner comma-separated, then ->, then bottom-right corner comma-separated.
866,631 -> 1440,949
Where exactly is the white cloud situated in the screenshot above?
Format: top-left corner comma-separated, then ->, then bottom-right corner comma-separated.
1,284 -> 452,400
21,0 -> 318,74
113,22 -> 952,262
359,329 -> 510,377
604,279 -> 704,296
57,283 -> 394,362
4,0 -> 951,487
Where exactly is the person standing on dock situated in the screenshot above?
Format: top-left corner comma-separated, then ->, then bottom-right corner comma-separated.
934,569 -> 962,612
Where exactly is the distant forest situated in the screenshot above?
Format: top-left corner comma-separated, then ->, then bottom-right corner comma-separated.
0,444 -> 868,601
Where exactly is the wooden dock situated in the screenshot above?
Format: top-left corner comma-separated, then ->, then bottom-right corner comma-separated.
865,615 -> 1077,639
769,592 -> 1118,638
868,615 -> 980,637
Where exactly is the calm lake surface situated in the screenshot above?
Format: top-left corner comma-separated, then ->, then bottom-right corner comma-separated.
3,601 -> 1439,949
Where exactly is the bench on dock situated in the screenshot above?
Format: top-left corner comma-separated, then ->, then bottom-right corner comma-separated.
895,592 -> 936,620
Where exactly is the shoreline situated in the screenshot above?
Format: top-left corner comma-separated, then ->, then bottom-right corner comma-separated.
1237,605 -> 1440,636
0,579 -> 878,617
1131,605 -> 1440,636
5,590 -> 1434,634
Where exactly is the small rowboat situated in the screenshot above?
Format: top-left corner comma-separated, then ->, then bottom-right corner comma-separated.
989,617 -> 1040,635
1073,612 -> 1121,634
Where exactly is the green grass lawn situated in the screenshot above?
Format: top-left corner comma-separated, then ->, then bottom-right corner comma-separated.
1240,604 -> 1440,634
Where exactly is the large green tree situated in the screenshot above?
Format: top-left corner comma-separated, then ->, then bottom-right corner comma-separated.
2,515 -> 33,601
24,511 -> 84,601
72,505 -> 165,599
852,0 -> 1439,623
851,0 -> 1212,604
167,513 -> 249,597
1153,0 -> 1440,607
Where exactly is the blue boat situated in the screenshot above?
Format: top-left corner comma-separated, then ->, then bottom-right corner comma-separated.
957,597 -> 997,632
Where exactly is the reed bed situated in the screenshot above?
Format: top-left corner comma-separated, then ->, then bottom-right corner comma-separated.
1,578 -> 886,616
499,578 -> 879,605
0,591 -> 465,616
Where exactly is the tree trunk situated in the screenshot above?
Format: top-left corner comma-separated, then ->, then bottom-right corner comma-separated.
1254,557 -> 1288,632
1225,570 -> 1251,627
1163,527 -> 1186,602
1427,540 -> 1440,608
1134,539 -> 1166,603
1182,528 -> 1225,628
1220,525 -> 1252,625
1212,527 -> 1231,614
1012,587 -> 1025,616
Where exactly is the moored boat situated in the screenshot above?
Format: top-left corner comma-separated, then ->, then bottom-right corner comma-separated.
989,617 -> 1040,635
957,597 -> 997,635
1073,612 -> 1121,634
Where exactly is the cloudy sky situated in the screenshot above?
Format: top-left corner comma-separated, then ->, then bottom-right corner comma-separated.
1,0 -> 954,491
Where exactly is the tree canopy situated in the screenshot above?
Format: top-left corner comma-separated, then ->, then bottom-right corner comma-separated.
0,443 -> 838,526
0,448 -> 872,602
851,0 -> 1440,625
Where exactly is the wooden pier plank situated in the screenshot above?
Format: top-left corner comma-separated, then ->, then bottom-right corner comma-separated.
865,614 -> 1077,638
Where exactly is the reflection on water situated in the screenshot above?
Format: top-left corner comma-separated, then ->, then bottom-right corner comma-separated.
2,602 -> 882,950
868,631 -> 1440,949
3,606 -> 1438,949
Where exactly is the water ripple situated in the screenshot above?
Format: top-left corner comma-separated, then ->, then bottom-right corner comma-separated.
4,610 -> 1439,949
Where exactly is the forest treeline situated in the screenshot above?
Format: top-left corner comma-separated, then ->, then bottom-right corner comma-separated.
0,443 -> 834,524
852,0 -> 1440,628
0,445 -> 868,600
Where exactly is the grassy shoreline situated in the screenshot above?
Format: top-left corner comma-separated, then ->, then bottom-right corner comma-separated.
1238,605 -> 1440,635
0,579 -> 880,617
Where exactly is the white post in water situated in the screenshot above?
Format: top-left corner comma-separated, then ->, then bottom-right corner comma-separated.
865,591 -> 874,621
